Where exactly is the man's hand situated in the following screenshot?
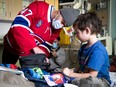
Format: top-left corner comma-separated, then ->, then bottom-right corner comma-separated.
33,47 -> 45,54
33,47 -> 50,63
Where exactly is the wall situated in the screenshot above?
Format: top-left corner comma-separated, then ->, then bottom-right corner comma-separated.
0,22 -> 11,62
110,0 -> 116,39
89,0 -> 109,35
0,22 -> 11,39
109,0 -> 116,55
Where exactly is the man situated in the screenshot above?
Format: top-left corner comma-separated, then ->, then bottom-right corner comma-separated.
2,1 -> 80,65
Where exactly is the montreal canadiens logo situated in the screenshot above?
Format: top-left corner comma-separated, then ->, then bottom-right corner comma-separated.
36,20 -> 42,27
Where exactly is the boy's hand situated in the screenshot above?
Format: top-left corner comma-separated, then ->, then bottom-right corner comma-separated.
51,50 -> 58,58
63,67 -> 74,77
62,67 -> 71,77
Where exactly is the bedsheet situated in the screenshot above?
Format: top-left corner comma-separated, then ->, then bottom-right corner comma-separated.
110,72 -> 116,87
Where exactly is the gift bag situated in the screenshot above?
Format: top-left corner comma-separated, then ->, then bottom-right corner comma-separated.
19,54 -> 50,70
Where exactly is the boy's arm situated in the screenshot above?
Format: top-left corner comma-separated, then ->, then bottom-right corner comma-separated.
63,67 -> 98,78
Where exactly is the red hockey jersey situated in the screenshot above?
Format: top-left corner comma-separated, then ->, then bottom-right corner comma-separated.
4,1 -> 61,57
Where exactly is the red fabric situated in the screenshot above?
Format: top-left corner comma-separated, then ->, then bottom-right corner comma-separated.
109,56 -> 116,72
10,64 -> 18,69
109,61 -> 116,72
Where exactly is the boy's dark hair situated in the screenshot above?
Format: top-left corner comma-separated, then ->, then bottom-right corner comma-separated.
57,36 -> 60,41
73,12 -> 102,34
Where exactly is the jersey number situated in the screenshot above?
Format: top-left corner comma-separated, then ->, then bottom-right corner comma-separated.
20,8 -> 32,17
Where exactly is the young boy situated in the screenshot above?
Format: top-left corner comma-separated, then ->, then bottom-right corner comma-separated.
50,36 -> 66,70
63,12 -> 111,87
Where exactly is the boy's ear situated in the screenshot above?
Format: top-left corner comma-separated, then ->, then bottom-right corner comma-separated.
85,27 -> 91,34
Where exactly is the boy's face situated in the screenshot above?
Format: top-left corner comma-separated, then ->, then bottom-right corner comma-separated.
74,26 -> 90,43
53,39 -> 59,45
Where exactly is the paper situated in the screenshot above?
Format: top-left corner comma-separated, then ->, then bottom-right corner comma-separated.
44,73 -> 65,86
63,26 -> 74,37
64,83 -> 78,87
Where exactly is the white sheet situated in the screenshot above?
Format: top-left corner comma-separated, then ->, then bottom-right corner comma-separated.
110,72 -> 116,87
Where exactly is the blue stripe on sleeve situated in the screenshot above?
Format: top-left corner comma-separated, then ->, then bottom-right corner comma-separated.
12,16 -> 29,27
42,42 -> 52,51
